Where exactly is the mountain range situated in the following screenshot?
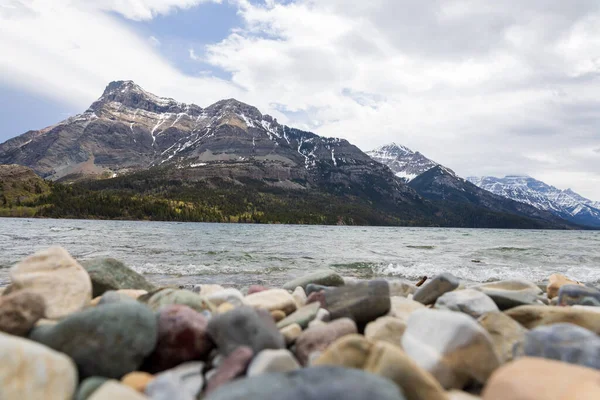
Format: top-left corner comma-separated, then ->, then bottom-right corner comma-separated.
0,81 -> 585,229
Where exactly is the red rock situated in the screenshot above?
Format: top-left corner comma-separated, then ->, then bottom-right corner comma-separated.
248,285 -> 269,295
306,291 -> 326,308
143,305 -> 213,373
204,346 -> 254,394
294,318 -> 358,365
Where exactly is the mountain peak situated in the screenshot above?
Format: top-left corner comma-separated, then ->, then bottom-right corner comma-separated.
367,142 -> 438,183
101,80 -> 141,96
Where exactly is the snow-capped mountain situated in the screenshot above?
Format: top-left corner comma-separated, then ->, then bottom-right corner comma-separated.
467,176 -> 600,228
366,143 -> 440,182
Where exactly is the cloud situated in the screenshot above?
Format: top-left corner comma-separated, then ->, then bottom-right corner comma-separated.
89,0 -> 222,21
148,36 -> 161,47
189,48 -> 201,61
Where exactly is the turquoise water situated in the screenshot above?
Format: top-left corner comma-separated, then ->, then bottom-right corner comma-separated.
1,218 -> 599,287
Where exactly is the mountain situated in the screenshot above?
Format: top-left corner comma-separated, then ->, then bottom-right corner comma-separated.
467,176 -> 600,228
367,143 -> 439,182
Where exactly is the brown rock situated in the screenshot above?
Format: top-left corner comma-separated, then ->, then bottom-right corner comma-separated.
245,289 -> 297,315
217,302 -> 235,314
505,305 -> 600,334
280,323 -> 302,346
388,297 -> 425,320
204,346 -> 253,394
478,312 -> 527,364
248,285 -> 269,295
121,371 -> 154,392
365,316 -> 406,347
313,334 -> 372,369
295,318 -> 357,365
482,357 -> 600,400
0,290 -> 45,336
271,310 -> 286,322
547,274 -> 582,300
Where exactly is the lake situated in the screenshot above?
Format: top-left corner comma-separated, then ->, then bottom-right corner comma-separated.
1,218 -> 600,288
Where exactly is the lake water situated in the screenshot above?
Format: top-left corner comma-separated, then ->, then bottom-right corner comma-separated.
1,218 -> 600,288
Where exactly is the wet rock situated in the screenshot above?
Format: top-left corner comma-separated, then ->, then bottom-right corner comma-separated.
143,305 -> 213,373
280,323 -> 302,345
245,289 -> 297,315
121,372 -> 154,393
365,316 -> 406,347
76,377 -> 109,400
0,332 -> 77,399
204,366 -> 406,400
324,280 -> 391,326
0,289 -> 45,336
207,306 -> 285,356
558,284 -> 600,306
277,302 -> 320,329
478,312 -> 527,364
505,305 -> 600,334
295,318 -> 358,365
10,247 -> 92,319
81,258 -> 155,297
247,349 -> 301,376
145,362 -> 204,400
205,346 -> 254,394
435,289 -> 499,318
88,381 -> 148,400
142,288 -> 216,313
206,288 -> 245,307
413,273 -> 459,305
282,270 -> 345,291
482,357 -> 600,400
514,323 -> 600,369
292,286 -> 307,307
547,273 -> 582,299
30,302 -> 157,379
402,309 -> 500,389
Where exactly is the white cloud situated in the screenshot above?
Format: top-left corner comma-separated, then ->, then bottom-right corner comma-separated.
88,0 -> 221,21
189,48 -> 201,61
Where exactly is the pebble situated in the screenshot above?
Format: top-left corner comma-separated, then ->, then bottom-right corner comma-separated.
557,284 -> 600,306
413,273 -> 459,305
474,289 -> 539,310
207,306 -> 285,356
0,289 -> 45,336
193,284 -> 225,296
402,309 -> 500,389
478,312 -> 527,364
306,291 -> 326,307
514,323 -> 600,370
76,377 -> 109,400
205,346 -> 254,394
10,246 -> 92,319
270,310 -> 286,322
292,286 -> 307,307
81,258 -> 155,297
247,349 -> 301,376
388,296 -> 426,320
505,305 -> 600,334
276,302 -> 320,329
96,290 -> 138,306
217,302 -> 235,314
482,357 -> 600,400
473,279 -> 542,295
142,288 -> 216,313
247,285 -> 269,294
434,289 -> 499,318
143,305 -> 213,373
122,372 -> 154,393
448,391 -> 480,400
280,323 -> 302,345
88,381 -> 148,400
282,270 -> 345,291
295,318 -> 358,365
205,288 -> 245,307
324,280 -> 391,325
245,289 -> 297,315
30,302 -> 158,379
312,334 -> 372,369
145,362 -> 204,400
365,316 -> 406,347
0,332 -> 78,400
547,273 -> 581,299
204,366 -> 406,400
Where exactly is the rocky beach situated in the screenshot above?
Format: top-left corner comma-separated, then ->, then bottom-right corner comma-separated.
1,246 -> 600,399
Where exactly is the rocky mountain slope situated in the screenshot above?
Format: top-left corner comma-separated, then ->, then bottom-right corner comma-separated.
468,176 -> 600,228
367,143 -> 439,182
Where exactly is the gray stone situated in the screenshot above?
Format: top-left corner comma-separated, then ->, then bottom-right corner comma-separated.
434,289 -> 499,318
207,306 -> 285,356
476,289 -> 539,310
204,366 -> 406,400
558,284 -> 600,306
413,273 -> 459,305
514,323 -> 600,370
76,377 -> 109,400
30,302 -> 157,379
276,302 -> 320,329
581,297 -> 600,307
145,362 -> 204,400
81,258 -> 155,297
97,290 -> 137,306
247,349 -> 301,376
282,270 -> 345,291
324,280 -> 391,326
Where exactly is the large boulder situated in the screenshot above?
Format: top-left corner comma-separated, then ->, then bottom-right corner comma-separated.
282,270 -> 345,291
0,289 -> 45,336
30,302 -> 157,379
434,289 -> 499,318
9,247 -> 92,319
413,273 -> 459,305
81,258 -> 155,298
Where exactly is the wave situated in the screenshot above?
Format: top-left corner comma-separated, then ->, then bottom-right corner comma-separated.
130,263 -> 290,277
487,247 -> 535,252
406,245 -> 436,250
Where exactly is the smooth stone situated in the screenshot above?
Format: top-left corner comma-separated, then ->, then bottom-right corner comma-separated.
277,302 -> 320,329
581,296 -> 600,306
0,289 -> 45,336
413,273 -> 459,305
482,357 -> 600,400
473,280 -> 542,295
475,289 -> 539,310
306,284 -> 332,295
206,288 -> 245,307
245,289 -> 297,315
308,319 -> 327,329
365,316 -> 406,347
558,284 -> 600,306
247,349 -> 301,376
388,296 -> 426,320
142,288 -> 216,313
76,377 -> 109,400
97,290 -> 138,306
217,302 -> 235,314
81,258 -> 155,297
10,246 -> 92,319
402,309 -> 500,389
312,334 -> 372,369
324,280 -> 391,326
292,286 -> 307,308
122,372 -> 154,393
280,323 -> 302,345
389,280 -> 418,297
204,366 -> 406,400
505,305 -> 600,334
247,285 -> 269,295
295,318 -> 358,365
193,284 -> 225,296
271,310 -> 286,322
282,270 -> 345,291
0,332 -> 78,400
143,305 -> 213,373
30,302 -> 157,379
205,346 -> 254,394
434,289 -> 499,318
90,289 -> 148,306
306,291 -> 326,307
478,312 -> 527,364
207,306 -> 285,356
145,362 -> 204,400
88,381 -> 148,400
514,323 -> 600,369
547,273 -> 581,299
314,307 -> 330,322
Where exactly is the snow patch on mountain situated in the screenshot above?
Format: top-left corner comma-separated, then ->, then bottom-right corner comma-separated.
367,143 -> 441,183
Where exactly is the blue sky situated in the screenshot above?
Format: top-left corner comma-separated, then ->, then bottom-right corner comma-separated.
1,0 -> 600,198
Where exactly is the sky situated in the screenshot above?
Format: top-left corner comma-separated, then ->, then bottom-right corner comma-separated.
1,0 -> 600,199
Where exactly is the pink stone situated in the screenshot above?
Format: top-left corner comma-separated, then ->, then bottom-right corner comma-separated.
204,346 -> 254,394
